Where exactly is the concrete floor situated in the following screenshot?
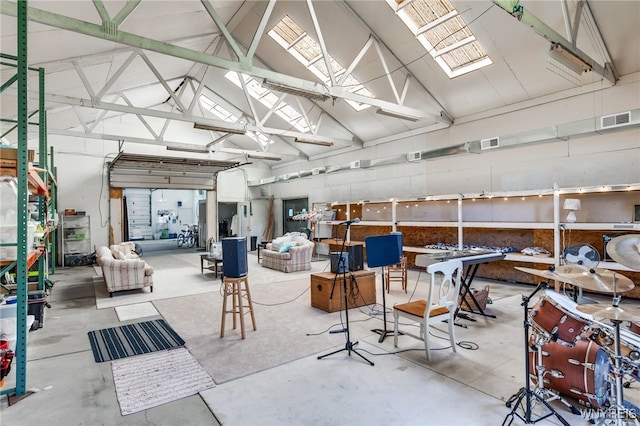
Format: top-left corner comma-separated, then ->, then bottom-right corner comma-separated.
1,249 -> 638,425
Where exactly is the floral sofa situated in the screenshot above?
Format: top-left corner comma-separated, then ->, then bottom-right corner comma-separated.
261,232 -> 315,273
96,242 -> 154,296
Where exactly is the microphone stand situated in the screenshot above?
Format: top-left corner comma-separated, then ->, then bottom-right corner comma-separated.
318,221 -> 374,366
502,281 -> 570,426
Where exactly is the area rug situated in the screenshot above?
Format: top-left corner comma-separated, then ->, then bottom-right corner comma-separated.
94,266 -> 217,310
87,319 -> 185,362
112,347 -> 215,415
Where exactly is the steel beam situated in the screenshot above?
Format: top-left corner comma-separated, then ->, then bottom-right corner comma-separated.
0,0 -> 437,121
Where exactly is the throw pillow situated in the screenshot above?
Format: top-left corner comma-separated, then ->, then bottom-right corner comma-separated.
279,242 -> 295,253
112,249 -> 126,260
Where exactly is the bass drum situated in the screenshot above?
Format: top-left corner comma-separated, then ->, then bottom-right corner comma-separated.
530,339 -> 610,409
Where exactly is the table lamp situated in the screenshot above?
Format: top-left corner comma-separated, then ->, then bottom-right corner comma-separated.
563,198 -> 581,223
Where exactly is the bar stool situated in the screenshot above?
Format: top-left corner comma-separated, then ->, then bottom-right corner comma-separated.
220,275 -> 257,339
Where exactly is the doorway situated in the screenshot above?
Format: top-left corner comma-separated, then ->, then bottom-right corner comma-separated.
282,198 -> 309,235
218,203 -> 238,238
122,188 -> 204,253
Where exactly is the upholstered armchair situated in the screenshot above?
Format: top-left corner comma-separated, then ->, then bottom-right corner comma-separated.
261,233 -> 315,273
96,246 -> 154,296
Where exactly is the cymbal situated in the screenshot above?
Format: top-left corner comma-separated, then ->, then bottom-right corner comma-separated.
514,266 -> 580,286
577,304 -> 639,322
606,234 -> 640,271
554,265 -> 635,294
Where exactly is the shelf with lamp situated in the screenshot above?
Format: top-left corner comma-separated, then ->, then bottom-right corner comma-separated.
313,183 -> 640,299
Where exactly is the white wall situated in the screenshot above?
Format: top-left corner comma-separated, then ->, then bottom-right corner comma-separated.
41,75 -> 639,245
266,76 -> 640,210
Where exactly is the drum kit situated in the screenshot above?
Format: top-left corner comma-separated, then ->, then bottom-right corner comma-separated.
503,234 -> 640,426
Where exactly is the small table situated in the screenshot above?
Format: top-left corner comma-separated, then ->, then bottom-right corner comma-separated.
257,242 -> 268,263
200,254 -> 223,278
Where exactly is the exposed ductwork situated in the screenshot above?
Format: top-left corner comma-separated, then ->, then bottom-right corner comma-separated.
247,109 -> 640,187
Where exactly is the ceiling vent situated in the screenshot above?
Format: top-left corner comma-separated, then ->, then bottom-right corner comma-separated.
480,137 -> 500,150
407,151 -> 421,162
601,111 -> 631,129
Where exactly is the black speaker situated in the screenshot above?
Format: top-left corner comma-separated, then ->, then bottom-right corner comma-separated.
330,252 -> 349,274
222,237 -> 248,277
347,244 -> 364,271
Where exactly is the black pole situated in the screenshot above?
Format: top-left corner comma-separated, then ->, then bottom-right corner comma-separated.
502,281 -> 570,426
318,222 -> 374,366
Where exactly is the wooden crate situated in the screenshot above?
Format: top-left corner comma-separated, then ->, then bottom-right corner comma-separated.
310,270 -> 376,313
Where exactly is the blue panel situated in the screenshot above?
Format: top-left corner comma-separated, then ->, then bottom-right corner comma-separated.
365,234 -> 403,267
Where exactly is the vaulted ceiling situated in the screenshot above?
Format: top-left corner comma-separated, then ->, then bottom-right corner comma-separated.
1,0 -> 638,167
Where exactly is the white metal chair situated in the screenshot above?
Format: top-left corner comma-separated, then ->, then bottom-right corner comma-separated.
393,259 -> 463,361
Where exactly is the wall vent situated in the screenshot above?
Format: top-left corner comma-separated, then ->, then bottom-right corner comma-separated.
480,137 -> 500,150
407,151 -> 421,162
350,160 -> 371,169
601,111 -> 631,129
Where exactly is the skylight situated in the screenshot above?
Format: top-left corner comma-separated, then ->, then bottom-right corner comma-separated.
268,15 -> 373,111
224,72 -> 313,133
198,94 -> 273,149
389,0 -> 492,78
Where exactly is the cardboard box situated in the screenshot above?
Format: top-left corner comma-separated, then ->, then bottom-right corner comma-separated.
0,147 -> 35,162
310,270 -> 376,313
0,148 -> 36,177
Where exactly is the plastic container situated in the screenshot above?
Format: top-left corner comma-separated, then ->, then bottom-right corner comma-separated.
0,302 -> 35,352
0,303 -> 17,352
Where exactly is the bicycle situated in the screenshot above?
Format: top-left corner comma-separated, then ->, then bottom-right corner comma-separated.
177,225 -> 198,248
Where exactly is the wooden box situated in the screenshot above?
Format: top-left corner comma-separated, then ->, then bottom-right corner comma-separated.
0,147 -> 36,177
310,270 -> 376,313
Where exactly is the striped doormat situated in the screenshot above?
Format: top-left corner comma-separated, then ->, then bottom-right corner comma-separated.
88,319 -> 185,362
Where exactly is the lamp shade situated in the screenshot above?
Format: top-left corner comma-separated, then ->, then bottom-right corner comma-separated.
563,199 -> 581,211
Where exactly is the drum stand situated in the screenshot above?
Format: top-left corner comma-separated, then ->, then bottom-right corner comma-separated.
600,314 -> 636,426
530,334 -> 577,413
503,281 -> 571,426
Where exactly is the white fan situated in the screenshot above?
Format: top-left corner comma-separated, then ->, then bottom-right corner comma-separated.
563,243 -> 600,267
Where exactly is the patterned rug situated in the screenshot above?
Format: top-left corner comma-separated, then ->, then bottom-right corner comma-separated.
87,319 -> 185,362
112,347 -> 215,415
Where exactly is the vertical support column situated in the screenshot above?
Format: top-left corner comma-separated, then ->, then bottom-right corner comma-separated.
457,195 -> 463,250
207,190 -> 218,243
49,147 -> 56,275
391,199 -> 397,232
15,0 -> 29,396
37,67 -> 46,290
553,184 -> 561,292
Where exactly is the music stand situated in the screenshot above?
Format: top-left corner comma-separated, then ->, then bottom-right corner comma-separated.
318,220 -> 374,366
365,234 -> 403,343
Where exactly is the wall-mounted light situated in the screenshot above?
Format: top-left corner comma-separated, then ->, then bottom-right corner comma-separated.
294,136 -> 334,146
193,122 -> 246,135
262,79 -> 330,101
375,107 -> 421,122
548,43 -> 592,75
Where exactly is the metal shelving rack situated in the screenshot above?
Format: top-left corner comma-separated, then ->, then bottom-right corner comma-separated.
0,1 -> 56,398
